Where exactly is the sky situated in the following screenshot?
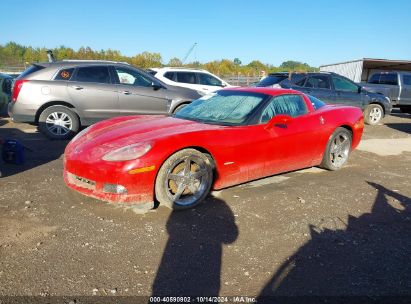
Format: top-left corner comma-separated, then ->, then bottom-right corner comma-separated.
1,0 -> 410,67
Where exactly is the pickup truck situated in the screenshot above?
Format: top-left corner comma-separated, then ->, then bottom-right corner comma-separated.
361,71 -> 411,113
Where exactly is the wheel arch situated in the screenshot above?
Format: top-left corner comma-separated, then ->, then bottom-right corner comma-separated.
35,101 -> 79,124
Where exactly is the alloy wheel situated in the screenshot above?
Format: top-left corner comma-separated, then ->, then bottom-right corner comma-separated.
45,112 -> 73,136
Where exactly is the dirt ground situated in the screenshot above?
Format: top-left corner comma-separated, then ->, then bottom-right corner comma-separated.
0,110 -> 410,302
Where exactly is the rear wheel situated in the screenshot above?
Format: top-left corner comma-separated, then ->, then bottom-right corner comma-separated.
364,104 -> 383,125
38,106 -> 80,140
155,149 -> 213,210
320,127 -> 352,171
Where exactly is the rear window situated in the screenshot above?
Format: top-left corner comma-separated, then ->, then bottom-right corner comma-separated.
54,68 -> 74,81
257,75 -> 287,87
304,75 -> 331,89
17,65 -> 45,79
308,95 -> 326,110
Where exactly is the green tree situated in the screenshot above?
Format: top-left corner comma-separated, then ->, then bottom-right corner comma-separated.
167,57 -> 183,66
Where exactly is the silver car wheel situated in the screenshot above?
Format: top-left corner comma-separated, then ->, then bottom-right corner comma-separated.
329,133 -> 350,168
165,155 -> 210,207
369,107 -> 382,124
45,111 -> 73,136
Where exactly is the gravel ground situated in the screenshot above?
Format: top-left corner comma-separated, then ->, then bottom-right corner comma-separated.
0,111 -> 410,301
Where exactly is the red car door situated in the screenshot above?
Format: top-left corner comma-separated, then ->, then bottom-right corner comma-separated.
260,94 -> 324,176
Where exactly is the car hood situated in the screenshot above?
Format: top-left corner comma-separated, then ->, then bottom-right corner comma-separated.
165,85 -> 203,100
67,115 -> 222,157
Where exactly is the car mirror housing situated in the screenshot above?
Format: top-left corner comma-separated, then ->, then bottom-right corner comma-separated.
265,114 -> 293,129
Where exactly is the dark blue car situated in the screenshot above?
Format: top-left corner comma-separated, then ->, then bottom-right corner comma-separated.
257,72 -> 392,125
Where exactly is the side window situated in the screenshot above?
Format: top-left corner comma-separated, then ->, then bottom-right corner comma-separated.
368,73 -> 380,84
380,73 -> 398,85
304,75 -> 331,89
197,73 -> 222,86
332,76 -> 359,93
291,74 -> 307,86
164,72 -> 175,81
403,75 -> 411,86
175,72 -> 196,84
294,77 -> 307,87
54,68 -> 74,81
115,67 -> 152,87
74,66 -> 111,84
261,94 -> 307,123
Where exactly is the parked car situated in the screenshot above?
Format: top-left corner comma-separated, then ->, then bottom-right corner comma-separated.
256,72 -> 391,125
8,61 -> 202,139
64,87 -> 364,210
0,73 -> 13,116
148,67 -> 232,94
360,71 -> 411,113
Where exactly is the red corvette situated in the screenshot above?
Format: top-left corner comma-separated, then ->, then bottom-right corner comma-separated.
64,88 -> 364,210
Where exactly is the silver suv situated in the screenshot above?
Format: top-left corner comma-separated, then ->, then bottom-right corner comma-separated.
9,60 -> 202,139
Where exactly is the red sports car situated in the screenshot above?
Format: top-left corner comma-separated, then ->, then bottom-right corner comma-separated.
64,88 -> 364,210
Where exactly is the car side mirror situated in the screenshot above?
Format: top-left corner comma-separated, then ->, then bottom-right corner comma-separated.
221,83 -> 227,87
358,86 -> 363,93
265,114 -> 293,129
151,82 -> 163,90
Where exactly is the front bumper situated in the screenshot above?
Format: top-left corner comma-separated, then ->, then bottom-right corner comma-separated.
63,156 -> 157,205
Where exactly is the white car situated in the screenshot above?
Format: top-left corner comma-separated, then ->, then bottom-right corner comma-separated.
148,67 -> 232,94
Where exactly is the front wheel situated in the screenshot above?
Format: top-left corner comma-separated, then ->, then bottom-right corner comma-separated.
364,104 -> 383,125
320,127 -> 352,171
38,106 -> 80,140
155,149 -> 213,210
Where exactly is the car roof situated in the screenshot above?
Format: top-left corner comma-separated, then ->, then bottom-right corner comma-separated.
223,87 -> 304,97
32,60 -> 132,69
154,67 -> 209,73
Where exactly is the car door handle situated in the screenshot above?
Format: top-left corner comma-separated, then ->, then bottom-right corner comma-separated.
71,85 -> 83,90
319,116 -> 325,125
122,91 -> 131,95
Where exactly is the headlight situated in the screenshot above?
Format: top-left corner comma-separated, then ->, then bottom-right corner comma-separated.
102,143 -> 152,162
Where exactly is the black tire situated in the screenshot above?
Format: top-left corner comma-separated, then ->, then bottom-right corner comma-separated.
172,103 -> 188,114
155,149 -> 213,210
320,127 -> 352,171
364,104 -> 383,125
38,106 -> 80,140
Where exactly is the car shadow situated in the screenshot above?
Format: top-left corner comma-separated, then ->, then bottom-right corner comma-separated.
257,182 -> 411,302
0,126 -> 68,178
151,196 -> 239,296
385,123 -> 411,135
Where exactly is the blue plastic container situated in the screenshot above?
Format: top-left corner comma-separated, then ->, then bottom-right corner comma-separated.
1,139 -> 25,164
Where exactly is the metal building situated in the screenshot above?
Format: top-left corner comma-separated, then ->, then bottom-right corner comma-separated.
320,58 -> 411,83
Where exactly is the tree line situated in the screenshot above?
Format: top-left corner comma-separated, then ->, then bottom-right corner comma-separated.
0,42 -> 318,76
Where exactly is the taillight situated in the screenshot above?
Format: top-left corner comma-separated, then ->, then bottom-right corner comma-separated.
12,80 -> 29,103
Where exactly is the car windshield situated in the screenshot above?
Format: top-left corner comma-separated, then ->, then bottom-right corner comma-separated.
174,90 -> 269,125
